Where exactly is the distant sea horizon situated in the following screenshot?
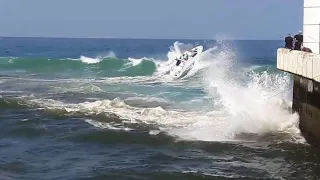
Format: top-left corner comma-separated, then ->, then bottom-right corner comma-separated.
0,35 -> 283,41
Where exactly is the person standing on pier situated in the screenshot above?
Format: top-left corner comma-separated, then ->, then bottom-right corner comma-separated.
284,34 -> 293,49
294,31 -> 303,50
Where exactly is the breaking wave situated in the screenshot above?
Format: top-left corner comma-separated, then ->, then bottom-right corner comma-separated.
0,40 -> 303,144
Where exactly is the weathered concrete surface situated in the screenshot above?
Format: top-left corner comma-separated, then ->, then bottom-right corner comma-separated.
277,48 -> 320,145
277,48 -> 320,81
292,75 -> 320,145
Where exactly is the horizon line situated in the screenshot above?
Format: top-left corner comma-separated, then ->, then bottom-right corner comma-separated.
0,35 -> 283,41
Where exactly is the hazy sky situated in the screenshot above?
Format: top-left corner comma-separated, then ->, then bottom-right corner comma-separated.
0,0 -> 303,40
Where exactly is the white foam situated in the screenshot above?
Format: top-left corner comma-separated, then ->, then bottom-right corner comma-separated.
127,57 -> 144,66
51,83 -> 103,93
85,119 -> 133,131
195,41 -> 302,142
12,41 -> 305,144
124,96 -> 170,104
118,57 -> 146,71
80,56 -> 101,64
97,40 -> 303,143
79,51 -> 116,64
27,87 -> 303,144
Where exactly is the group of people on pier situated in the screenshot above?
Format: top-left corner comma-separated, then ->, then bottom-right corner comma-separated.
284,31 -> 312,53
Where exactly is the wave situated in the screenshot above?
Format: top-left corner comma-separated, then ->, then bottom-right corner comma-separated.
0,40 -> 304,144
0,42 -> 277,80
0,55 -> 157,77
0,92 -> 302,144
179,40 -> 301,142
0,42 -> 226,80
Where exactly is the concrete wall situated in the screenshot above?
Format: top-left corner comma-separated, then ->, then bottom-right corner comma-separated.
277,48 -> 320,81
303,0 -> 320,54
292,74 -> 320,145
277,47 -> 320,145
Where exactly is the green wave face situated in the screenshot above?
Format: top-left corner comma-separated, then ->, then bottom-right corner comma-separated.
0,57 -> 157,77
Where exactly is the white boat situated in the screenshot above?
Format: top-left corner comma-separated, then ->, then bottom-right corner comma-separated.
169,45 -> 203,79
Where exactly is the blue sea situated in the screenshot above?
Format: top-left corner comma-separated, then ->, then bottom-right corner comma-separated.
0,37 -> 318,179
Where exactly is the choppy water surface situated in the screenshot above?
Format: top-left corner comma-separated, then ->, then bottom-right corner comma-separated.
0,37 -> 318,180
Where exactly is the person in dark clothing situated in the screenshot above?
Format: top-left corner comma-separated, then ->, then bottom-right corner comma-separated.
175,58 -> 182,66
284,34 -> 293,49
294,31 -> 303,50
175,54 -> 189,66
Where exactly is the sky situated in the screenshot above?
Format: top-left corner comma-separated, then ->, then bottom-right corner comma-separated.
0,0 -> 303,40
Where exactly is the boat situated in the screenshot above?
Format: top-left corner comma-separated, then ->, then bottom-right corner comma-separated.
169,45 -> 203,79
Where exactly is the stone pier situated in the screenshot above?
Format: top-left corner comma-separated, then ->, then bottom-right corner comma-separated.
277,48 -> 320,145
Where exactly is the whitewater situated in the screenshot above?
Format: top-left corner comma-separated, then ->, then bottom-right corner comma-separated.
1,40 -> 302,142
0,37 -> 315,180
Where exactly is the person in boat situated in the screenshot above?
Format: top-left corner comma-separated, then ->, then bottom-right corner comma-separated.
183,53 -> 189,61
175,53 -> 189,66
175,55 -> 182,66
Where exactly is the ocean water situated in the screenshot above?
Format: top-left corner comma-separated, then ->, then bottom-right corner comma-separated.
0,37 -> 319,180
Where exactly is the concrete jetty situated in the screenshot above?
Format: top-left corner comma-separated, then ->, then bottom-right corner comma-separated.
276,0 -> 320,145
277,48 -> 320,144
